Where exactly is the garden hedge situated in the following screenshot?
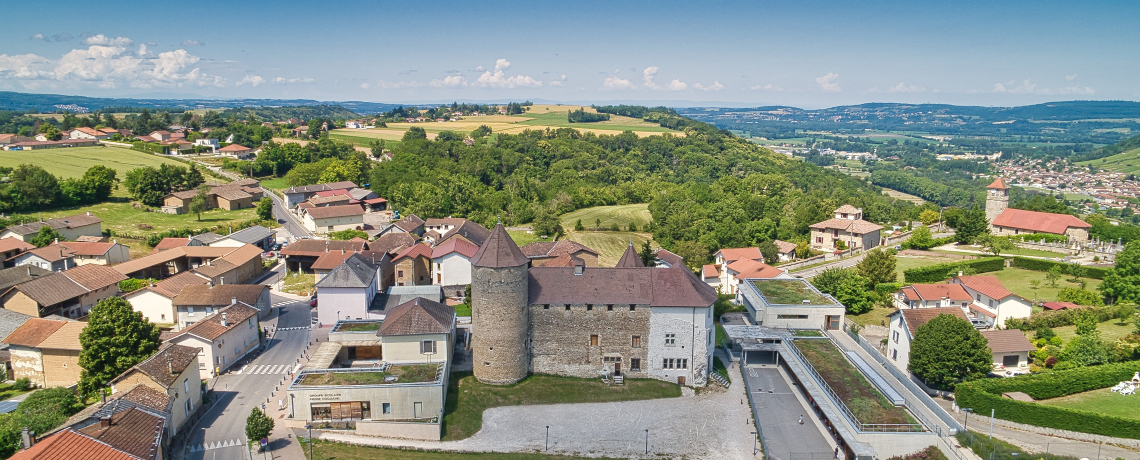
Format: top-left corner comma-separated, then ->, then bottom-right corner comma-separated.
1009,257 -> 1109,280
955,361 -> 1140,439
903,257 -> 1006,283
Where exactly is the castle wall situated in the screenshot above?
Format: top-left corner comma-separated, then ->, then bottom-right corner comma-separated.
646,306 -> 713,387
529,303 -> 651,378
471,264 -> 530,385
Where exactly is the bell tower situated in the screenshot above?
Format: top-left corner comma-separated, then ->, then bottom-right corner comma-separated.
985,178 -> 1010,222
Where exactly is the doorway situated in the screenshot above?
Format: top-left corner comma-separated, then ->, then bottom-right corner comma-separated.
413,402 -> 423,419
677,376 -> 686,385
614,362 -> 622,376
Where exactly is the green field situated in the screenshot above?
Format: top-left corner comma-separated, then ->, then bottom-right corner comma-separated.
1079,147 -> 1140,173
513,106 -> 677,132
301,440 -> 619,460
0,145 -> 186,178
506,229 -> 545,247
1022,318 -> 1134,344
894,255 -> 969,282
988,267 -> 1101,304
1039,388 -> 1140,420
37,193 -> 260,239
564,231 -> 653,267
442,371 -> 679,441
559,204 -> 652,230
328,132 -> 403,148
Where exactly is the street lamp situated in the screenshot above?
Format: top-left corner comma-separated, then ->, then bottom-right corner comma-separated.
644,429 -> 649,455
750,431 -> 758,455
962,408 -> 974,429
305,424 -> 314,460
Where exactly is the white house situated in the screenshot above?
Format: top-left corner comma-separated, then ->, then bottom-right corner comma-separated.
949,275 -> 1032,329
194,139 -> 219,151
892,283 -> 974,310
302,205 -> 364,234
980,329 -> 1035,373
69,127 -> 109,140
885,307 -> 968,372
166,303 -> 261,379
430,238 -> 478,287
314,254 -> 380,325
123,271 -> 209,327
773,240 -> 797,262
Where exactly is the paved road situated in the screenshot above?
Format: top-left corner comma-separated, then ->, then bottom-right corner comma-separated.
181,293 -> 313,460
743,365 -> 835,460
792,231 -> 954,279
197,162 -> 311,240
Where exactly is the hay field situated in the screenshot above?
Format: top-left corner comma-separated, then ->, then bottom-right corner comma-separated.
563,231 -> 655,267
560,204 -> 653,230
1078,147 -> 1140,173
0,145 -> 185,178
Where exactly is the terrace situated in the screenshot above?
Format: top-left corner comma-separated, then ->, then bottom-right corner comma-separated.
293,363 -> 444,388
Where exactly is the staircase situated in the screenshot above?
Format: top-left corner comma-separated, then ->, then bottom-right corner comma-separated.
613,374 -> 624,385
710,371 -> 730,388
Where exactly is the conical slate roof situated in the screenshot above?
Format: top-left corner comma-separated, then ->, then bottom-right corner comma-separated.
471,224 -> 529,268
615,242 -> 645,268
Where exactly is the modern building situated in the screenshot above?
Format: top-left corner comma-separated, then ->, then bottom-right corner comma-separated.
735,278 -> 845,330
165,303 -> 261,379
471,224 -> 718,387
2,318 -> 85,388
884,307 -> 968,372
808,205 -> 883,252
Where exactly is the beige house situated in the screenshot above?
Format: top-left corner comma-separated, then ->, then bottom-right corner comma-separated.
166,303 -> 261,379
885,307 -> 969,372
302,204 -> 365,234
808,205 -> 883,251
0,213 -> 103,242
109,344 -> 203,434
172,284 -> 271,329
2,318 -> 85,388
123,271 -> 210,327
57,241 -> 130,266
0,264 -> 125,318
161,179 -> 262,214
376,297 -> 455,364
980,330 -> 1034,373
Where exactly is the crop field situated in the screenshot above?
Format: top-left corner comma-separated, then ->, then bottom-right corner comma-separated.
560,204 -> 653,230
1079,147 -> 1140,173
1039,388 -> 1140,420
563,231 -> 654,267
0,145 -> 186,178
327,105 -> 682,147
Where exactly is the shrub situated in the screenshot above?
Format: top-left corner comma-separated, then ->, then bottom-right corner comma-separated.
1034,327 -> 1056,341
886,446 -> 948,460
1044,356 -> 1058,368
12,378 -> 30,391
1010,257 -> 1109,280
1005,304 -> 1136,330
875,282 -> 905,296
955,361 -> 1140,439
1050,336 -> 1063,347
903,257 -> 1005,283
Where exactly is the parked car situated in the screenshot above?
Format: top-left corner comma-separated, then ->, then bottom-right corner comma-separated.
309,295 -> 317,308
272,243 -> 282,251
970,318 -> 989,329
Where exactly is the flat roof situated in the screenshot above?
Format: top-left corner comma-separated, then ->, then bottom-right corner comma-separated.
330,320 -> 382,333
749,278 -> 837,306
290,363 -> 444,388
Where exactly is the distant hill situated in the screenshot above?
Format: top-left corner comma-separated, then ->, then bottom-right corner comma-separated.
219,105 -> 359,122
0,91 -> 405,115
1076,133 -> 1140,172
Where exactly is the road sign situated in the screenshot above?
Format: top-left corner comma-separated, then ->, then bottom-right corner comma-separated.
260,438 -> 268,447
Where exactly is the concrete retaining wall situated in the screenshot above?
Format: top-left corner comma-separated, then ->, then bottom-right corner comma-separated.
355,420 -> 441,440
978,415 -> 1140,450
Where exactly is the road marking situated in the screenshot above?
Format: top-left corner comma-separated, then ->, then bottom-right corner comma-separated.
244,364 -> 291,375
188,439 -> 242,452
276,326 -> 309,331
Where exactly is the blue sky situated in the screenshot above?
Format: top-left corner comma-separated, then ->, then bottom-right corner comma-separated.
1,0 -> 1137,108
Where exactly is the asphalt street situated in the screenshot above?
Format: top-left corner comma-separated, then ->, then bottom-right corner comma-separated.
181,293 -> 313,460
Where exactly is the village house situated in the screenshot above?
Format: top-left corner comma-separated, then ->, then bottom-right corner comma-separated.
108,344 -> 203,435
980,329 -> 1035,373
0,264 -> 125,318
197,225 -> 274,250
123,271 -> 209,327
166,303 -> 261,379
15,241 -> 130,267
194,138 -> 219,151
949,275 -> 1033,329
68,127 -> 109,140
885,307 -> 969,372
653,249 -> 684,268
279,239 -> 369,272
314,254 -> 383,325
0,134 -> 35,146
985,178 -> 1091,242
301,204 -> 365,234
10,394 -> 171,460
892,283 -> 974,310
217,144 -> 252,159
808,205 -> 883,252
773,240 -> 798,262
112,244 -> 263,285
283,181 -> 357,208
0,238 -> 34,261
0,213 -> 103,242
520,240 -> 599,267
379,214 -> 427,238
160,179 -> 263,214
705,259 -> 791,295
171,284 -> 271,329
9,245 -> 76,272
430,238 -> 479,286
2,318 -> 85,388
393,244 -> 432,286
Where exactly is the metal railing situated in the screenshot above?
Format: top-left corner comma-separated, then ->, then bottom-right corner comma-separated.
844,328 -> 963,434
783,339 -> 925,433
740,363 -> 771,460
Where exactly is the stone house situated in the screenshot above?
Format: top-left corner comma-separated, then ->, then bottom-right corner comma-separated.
109,344 -> 203,435
314,254 -> 382,325
124,271 -> 209,328
430,238 -> 479,286
471,224 -> 718,387
302,205 -> 365,234
885,307 -> 968,372
393,244 -> 432,286
0,264 -> 125,318
160,179 -> 262,214
808,205 -> 883,251
520,240 -> 599,267
166,303 -> 261,379
980,329 -> 1034,372
2,318 -> 85,388
949,275 -> 1033,329
0,213 -> 103,243
171,284 -> 271,329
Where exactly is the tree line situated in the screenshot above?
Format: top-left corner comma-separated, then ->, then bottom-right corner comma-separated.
0,164 -> 117,213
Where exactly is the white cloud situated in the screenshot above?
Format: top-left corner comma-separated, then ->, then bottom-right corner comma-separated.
694,81 -> 724,91
360,82 -> 370,89
642,66 -> 660,89
30,34 -> 46,41
816,73 -> 841,92
181,40 -> 204,46
750,83 -> 783,91
471,58 -> 542,88
560,75 -> 567,81
602,75 -> 635,90
548,80 -> 565,87
473,66 -> 484,72
376,80 -> 422,89
878,82 -> 924,93
430,75 -> 467,87
990,79 -> 1094,95
45,45 -> 226,89
1065,74 -> 1077,81
83,34 -> 134,46
237,75 -> 265,87
273,77 -> 314,84
0,54 -> 54,79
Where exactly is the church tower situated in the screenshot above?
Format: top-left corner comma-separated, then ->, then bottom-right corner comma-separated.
985,178 -> 1010,222
469,223 -> 531,385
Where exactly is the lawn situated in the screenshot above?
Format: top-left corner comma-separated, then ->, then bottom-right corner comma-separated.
1021,318 -> 1136,344
442,371 -> 680,441
752,279 -> 832,305
0,145 -> 186,178
301,440 -> 621,460
1038,388 -> 1140,420
894,255 -> 973,282
1078,147 -> 1140,174
0,382 -> 32,401
300,365 -> 439,386
562,231 -> 653,267
559,204 -> 653,231
988,267 -> 1102,304
942,245 -> 1065,258
283,273 -> 316,297
259,177 -> 289,191
506,229 -> 545,247
795,339 -> 916,425
334,322 -> 380,332
35,191 -> 261,237
846,306 -> 895,329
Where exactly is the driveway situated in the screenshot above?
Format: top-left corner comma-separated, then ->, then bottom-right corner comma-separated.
742,365 -> 835,460
320,375 -> 760,459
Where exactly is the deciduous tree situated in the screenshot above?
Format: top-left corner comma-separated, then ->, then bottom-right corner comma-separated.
757,240 -> 779,266
245,408 -> 275,448
907,225 -> 935,250
188,186 -> 209,221
976,234 -> 1013,256
919,209 -> 941,226
1100,241 -> 1140,304
78,297 -> 161,398
856,248 -> 897,286
909,314 -> 992,389
29,225 -> 64,248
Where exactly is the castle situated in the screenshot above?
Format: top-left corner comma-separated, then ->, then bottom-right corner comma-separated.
469,225 -> 718,386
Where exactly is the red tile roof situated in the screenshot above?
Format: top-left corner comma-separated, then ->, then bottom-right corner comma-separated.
57,241 -> 117,256
896,307 -> 968,336
62,264 -> 126,291
394,243 -> 433,262
990,208 -> 1090,234
0,238 -> 34,254
955,275 -> 1016,300
148,237 -> 189,255
725,259 -> 785,279
431,238 -> 479,259
3,318 -> 68,348
305,204 -> 363,219
9,429 -> 135,460
773,240 -> 798,254
899,283 -> 972,302
218,144 -> 251,152
1041,301 -> 1084,311
987,178 -> 1010,190
834,204 -> 861,214
810,218 -> 884,234
702,264 -> 718,278
715,247 -> 763,263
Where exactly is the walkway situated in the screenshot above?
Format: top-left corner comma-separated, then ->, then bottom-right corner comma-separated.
743,364 -> 835,460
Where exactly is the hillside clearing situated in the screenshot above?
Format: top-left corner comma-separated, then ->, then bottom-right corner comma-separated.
0,145 -> 186,178
563,231 -> 653,267
559,204 -> 652,230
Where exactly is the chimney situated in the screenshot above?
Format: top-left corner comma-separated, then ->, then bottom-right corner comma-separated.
99,417 -> 111,429
958,270 -> 963,277
20,428 -> 32,449
207,281 -> 213,289
220,277 -> 224,285
221,313 -> 228,327
232,297 -> 237,305
168,362 -> 174,375
326,240 -> 330,253
54,238 -> 59,244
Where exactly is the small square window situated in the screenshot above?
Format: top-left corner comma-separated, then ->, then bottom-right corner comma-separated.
565,305 -> 571,311
382,403 -> 391,414
607,304 -> 613,311
587,304 -> 593,311
630,305 -> 636,311
632,335 -> 641,348
590,335 -> 599,346
664,333 -> 676,346
543,304 -> 549,310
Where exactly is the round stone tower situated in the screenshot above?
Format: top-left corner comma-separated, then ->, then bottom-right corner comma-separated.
470,223 -> 531,385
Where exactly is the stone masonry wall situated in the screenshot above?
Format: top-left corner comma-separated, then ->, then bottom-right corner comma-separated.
471,264 -> 530,385
529,303 -> 651,379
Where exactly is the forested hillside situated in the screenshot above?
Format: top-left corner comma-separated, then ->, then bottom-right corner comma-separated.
219,105 -> 358,122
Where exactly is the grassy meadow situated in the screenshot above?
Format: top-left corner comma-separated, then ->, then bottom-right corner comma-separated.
559,204 -> 653,231
1021,318 -> 1135,344
1078,147 -> 1140,173
0,145 -> 185,178
555,204 -> 655,266
1039,388 -> 1140,420
563,231 -> 654,267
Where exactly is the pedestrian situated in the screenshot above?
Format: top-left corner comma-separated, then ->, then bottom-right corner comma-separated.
799,415 -> 804,425
835,446 -> 840,458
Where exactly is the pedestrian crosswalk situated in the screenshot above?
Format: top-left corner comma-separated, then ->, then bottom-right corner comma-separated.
239,364 -> 292,375
272,300 -> 306,307
187,439 -> 242,452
